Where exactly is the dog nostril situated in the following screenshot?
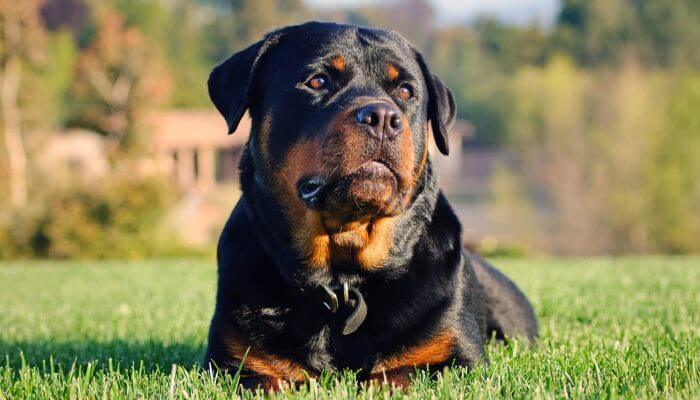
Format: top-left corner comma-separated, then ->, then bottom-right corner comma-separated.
389,114 -> 401,130
357,107 -> 380,127
356,104 -> 402,139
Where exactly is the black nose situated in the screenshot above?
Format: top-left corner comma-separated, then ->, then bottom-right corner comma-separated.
355,103 -> 403,140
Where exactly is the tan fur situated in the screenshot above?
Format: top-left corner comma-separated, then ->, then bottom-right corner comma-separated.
355,216 -> 397,270
330,56 -> 346,72
371,329 -> 456,373
387,63 -> 400,81
222,333 -> 309,381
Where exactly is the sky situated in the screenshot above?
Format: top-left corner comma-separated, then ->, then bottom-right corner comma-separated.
307,0 -> 561,26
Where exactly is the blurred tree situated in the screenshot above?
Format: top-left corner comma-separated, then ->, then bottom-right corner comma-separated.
89,0 -> 211,107
427,26 -> 514,146
509,56 -> 700,254
0,0 -> 47,210
646,74 -> 700,252
41,0 -> 90,37
229,0 -> 306,44
159,2 -> 211,107
473,18 -> 549,71
120,0 -> 210,106
18,31 -> 78,130
71,9 -> 171,155
555,0 -> 700,68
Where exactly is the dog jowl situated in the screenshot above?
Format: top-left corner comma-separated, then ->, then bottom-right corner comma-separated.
205,21 -> 537,391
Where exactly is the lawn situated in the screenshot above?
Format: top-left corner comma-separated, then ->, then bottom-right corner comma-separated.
1,257 -> 698,399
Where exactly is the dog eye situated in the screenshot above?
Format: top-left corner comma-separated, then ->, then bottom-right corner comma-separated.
307,74 -> 329,90
397,84 -> 413,100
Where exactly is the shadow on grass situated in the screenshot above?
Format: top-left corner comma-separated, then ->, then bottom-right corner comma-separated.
0,338 -> 206,372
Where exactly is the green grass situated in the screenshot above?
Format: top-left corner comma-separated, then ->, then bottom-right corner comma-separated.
1,257 -> 699,399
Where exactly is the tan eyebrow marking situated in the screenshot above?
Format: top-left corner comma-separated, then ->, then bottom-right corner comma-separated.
387,63 -> 400,80
330,56 -> 346,72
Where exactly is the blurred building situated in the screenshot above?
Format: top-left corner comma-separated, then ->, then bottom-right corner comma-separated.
149,110 -> 248,189
36,129 -> 110,183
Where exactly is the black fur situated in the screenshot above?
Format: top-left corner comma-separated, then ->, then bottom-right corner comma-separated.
205,22 -> 537,389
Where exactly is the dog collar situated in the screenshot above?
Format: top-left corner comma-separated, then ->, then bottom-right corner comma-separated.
320,282 -> 367,335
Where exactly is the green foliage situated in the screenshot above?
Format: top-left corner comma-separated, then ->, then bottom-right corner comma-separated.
0,172 -> 183,259
0,258 -> 698,398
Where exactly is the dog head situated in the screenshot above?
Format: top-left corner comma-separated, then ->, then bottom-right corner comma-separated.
209,22 -> 455,270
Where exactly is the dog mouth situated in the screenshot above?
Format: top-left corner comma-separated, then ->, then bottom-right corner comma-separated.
350,160 -> 396,182
297,160 -> 400,215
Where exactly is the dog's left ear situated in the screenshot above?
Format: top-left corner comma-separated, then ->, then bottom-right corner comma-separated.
413,49 -> 456,155
208,33 -> 282,134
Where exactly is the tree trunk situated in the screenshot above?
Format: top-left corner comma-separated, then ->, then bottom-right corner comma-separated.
1,55 -> 27,210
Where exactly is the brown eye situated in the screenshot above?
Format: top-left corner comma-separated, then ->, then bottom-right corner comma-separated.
307,75 -> 328,90
398,84 -> 413,100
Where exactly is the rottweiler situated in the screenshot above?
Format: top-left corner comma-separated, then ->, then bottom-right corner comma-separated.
205,21 -> 538,390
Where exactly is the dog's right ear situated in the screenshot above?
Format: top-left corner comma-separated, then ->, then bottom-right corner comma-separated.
208,34 -> 281,134
412,48 -> 456,156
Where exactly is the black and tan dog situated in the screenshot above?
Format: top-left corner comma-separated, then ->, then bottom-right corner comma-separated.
205,21 -> 537,390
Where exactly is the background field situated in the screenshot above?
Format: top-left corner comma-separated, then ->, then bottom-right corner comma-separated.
1,257 -> 698,399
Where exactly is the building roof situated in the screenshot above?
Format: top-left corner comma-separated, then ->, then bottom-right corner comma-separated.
148,109 -> 250,151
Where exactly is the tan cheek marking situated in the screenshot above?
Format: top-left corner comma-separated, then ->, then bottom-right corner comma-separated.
330,56 -> 346,72
371,330 -> 456,373
387,63 -> 400,81
223,334 -> 309,381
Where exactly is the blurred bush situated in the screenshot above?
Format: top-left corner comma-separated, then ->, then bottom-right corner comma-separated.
0,170 -> 189,259
464,235 -> 530,259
